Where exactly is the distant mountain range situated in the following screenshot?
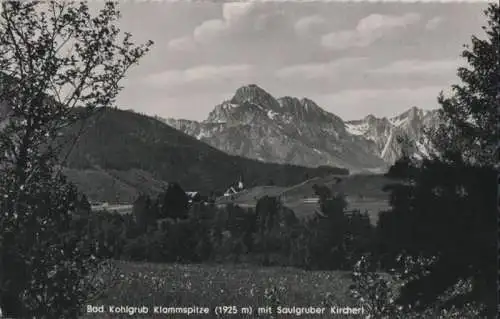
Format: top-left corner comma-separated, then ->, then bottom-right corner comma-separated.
164,84 -> 441,172
345,107 -> 440,164
0,82 -> 440,203
0,88 -> 351,203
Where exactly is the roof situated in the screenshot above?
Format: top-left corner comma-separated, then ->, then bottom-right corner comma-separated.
223,187 -> 238,196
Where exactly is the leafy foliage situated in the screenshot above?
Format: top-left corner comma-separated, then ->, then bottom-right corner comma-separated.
376,4 -> 499,317
304,192 -> 374,271
78,184 -> 374,277
158,182 -> 189,220
379,160 -> 496,313
0,164 -> 98,317
132,193 -> 157,232
350,255 -> 486,318
0,1 -> 152,317
431,3 -> 499,166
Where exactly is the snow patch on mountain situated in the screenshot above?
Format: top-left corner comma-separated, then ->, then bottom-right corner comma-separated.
345,123 -> 369,136
381,130 -> 394,160
196,131 -> 208,140
389,117 -> 408,127
267,110 -> 278,119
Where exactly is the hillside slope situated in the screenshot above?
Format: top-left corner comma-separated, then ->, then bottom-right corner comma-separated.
62,108 -> 348,202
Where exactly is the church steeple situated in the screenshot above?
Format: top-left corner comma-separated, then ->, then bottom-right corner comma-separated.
237,175 -> 244,190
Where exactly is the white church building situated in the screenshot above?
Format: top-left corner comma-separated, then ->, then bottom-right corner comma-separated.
223,178 -> 244,197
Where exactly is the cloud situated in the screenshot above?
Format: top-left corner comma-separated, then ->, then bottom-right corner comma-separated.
321,12 -> 420,50
193,19 -> 228,44
167,36 -> 197,51
357,12 -> 420,32
294,15 -> 327,37
222,2 -> 257,22
143,64 -> 255,87
368,59 -> 462,75
167,2 -> 267,51
275,57 -> 369,79
425,16 -> 444,30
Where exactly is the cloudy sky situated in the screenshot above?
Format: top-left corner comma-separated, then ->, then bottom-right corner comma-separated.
104,1 -> 489,121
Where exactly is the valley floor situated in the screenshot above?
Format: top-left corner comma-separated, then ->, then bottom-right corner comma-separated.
81,261 -> 361,319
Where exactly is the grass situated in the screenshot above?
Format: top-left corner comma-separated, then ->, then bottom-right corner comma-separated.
330,174 -> 395,200
63,168 -> 139,204
222,174 -> 394,203
216,186 -> 287,206
279,175 -> 340,200
81,261 -> 360,319
215,173 -> 393,224
63,168 -> 168,204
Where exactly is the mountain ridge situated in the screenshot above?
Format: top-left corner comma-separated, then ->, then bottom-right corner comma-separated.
165,84 -> 440,171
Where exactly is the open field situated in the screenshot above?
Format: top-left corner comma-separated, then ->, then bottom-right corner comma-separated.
279,173 -> 394,201
216,174 -> 395,223
279,175 -> 344,201
64,168 -> 168,203
91,204 -> 134,215
218,174 -> 394,203
217,186 -> 287,206
330,174 -> 395,200
81,261 -> 360,319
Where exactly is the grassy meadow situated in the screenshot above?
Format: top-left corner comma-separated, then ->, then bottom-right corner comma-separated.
81,261 -> 362,319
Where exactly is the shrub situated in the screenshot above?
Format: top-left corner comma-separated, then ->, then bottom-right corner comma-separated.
349,255 -> 487,318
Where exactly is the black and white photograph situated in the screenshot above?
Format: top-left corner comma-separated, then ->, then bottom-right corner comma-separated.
0,0 -> 497,318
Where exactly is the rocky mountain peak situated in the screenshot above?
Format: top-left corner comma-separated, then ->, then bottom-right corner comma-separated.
364,114 -> 377,122
300,98 -> 320,110
205,101 -> 238,124
230,84 -> 280,111
277,96 -> 300,109
393,106 -> 422,123
364,114 -> 391,127
277,96 -> 342,124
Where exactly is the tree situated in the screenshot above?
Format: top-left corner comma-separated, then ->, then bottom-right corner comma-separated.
255,196 -> 281,233
378,162 -> 496,315
312,183 -> 332,203
0,1 -> 152,317
309,193 -> 351,270
132,193 -> 156,232
378,4 -> 498,317
75,193 -> 91,215
0,167 -> 105,317
254,196 -> 281,265
431,4 -> 499,167
158,182 -> 189,220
